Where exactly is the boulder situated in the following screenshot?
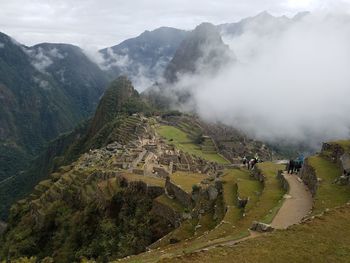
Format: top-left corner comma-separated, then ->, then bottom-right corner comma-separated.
250,221 -> 274,232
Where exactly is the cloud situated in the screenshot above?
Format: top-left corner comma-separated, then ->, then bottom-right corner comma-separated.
0,0 -> 338,48
24,47 -> 65,73
0,42 -> 4,48
168,12 -> 350,149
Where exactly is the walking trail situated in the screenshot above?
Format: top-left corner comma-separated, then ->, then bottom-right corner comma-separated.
271,172 -> 313,229
198,171 -> 313,250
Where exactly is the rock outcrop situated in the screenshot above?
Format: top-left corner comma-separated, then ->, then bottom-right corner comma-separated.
250,221 -> 274,232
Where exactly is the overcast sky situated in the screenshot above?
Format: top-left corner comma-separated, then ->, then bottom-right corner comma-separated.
0,0 -> 349,49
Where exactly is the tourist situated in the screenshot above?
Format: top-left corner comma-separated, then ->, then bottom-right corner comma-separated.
288,160 -> 295,174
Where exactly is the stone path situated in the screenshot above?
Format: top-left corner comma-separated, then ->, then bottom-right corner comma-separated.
271,172 -> 313,229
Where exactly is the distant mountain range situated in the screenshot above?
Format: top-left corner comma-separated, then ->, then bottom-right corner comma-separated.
0,11 -> 309,219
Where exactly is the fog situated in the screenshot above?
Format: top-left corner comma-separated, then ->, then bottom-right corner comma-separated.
172,13 -> 350,149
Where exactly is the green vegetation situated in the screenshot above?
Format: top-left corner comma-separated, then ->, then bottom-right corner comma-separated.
156,194 -> 185,213
0,172 -> 171,262
329,140 -> 350,152
118,164 -> 286,262
0,36 -> 109,220
170,172 -> 207,193
0,77 -> 151,220
164,205 -> 350,263
257,162 -> 286,223
309,156 -> 350,214
156,125 -> 228,164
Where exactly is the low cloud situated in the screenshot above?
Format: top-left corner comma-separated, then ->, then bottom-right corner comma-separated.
24,47 -> 65,73
169,12 -> 350,149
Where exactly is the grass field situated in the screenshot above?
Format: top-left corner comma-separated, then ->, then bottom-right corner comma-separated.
170,172 -> 208,193
165,205 -> 350,263
156,125 -> 229,164
308,155 -> 350,214
121,172 -> 164,187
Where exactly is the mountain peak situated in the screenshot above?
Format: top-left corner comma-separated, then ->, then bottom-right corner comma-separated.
89,76 -> 142,134
255,10 -> 273,19
164,22 -> 234,82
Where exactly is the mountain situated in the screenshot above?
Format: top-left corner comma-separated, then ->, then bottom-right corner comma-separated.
0,76 -> 150,220
164,22 -> 235,83
28,43 -> 107,115
218,11 -> 309,37
0,32 -> 108,214
99,27 -> 188,89
0,77 -> 167,262
143,23 -> 235,109
0,77 -> 275,261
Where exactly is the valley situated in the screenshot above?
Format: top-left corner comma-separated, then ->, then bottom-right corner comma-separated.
1,8 -> 350,263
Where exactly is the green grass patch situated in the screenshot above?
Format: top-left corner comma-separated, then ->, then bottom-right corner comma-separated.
164,206 -> 350,263
256,162 -> 286,223
156,125 -> 229,164
309,156 -> 350,214
170,172 -> 207,193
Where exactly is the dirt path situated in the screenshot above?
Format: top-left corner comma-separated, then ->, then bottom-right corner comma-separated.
271,172 -> 313,229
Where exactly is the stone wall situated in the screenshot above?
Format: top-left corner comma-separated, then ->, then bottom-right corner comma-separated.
153,167 -> 170,178
165,177 -> 193,208
250,166 -> 265,182
299,159 -> 318,196
191,180 -> 224,219
276,170 -> 289,192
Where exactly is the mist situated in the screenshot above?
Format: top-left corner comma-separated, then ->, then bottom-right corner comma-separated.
171,12 -> 350,149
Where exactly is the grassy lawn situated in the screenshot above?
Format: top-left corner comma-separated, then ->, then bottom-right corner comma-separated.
156,125 -> 229,164
121,172 -> 165,187
308,156 -> 350,214
164,205 -> 350,263
170,172 -> 208,193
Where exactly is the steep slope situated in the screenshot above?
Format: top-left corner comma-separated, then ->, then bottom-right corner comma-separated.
0,77 -> 149,220
164,23 -> 234,83
0,32 -> 108,207
99,27 -> 188,89
28,43 -> 107,115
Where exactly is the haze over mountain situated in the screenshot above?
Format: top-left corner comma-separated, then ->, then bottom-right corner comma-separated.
0,32 -> 108,184
98,27 -> 188,91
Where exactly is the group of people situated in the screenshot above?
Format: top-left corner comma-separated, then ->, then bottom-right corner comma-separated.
287,155 -> 305,174
242,154 -> 261,170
